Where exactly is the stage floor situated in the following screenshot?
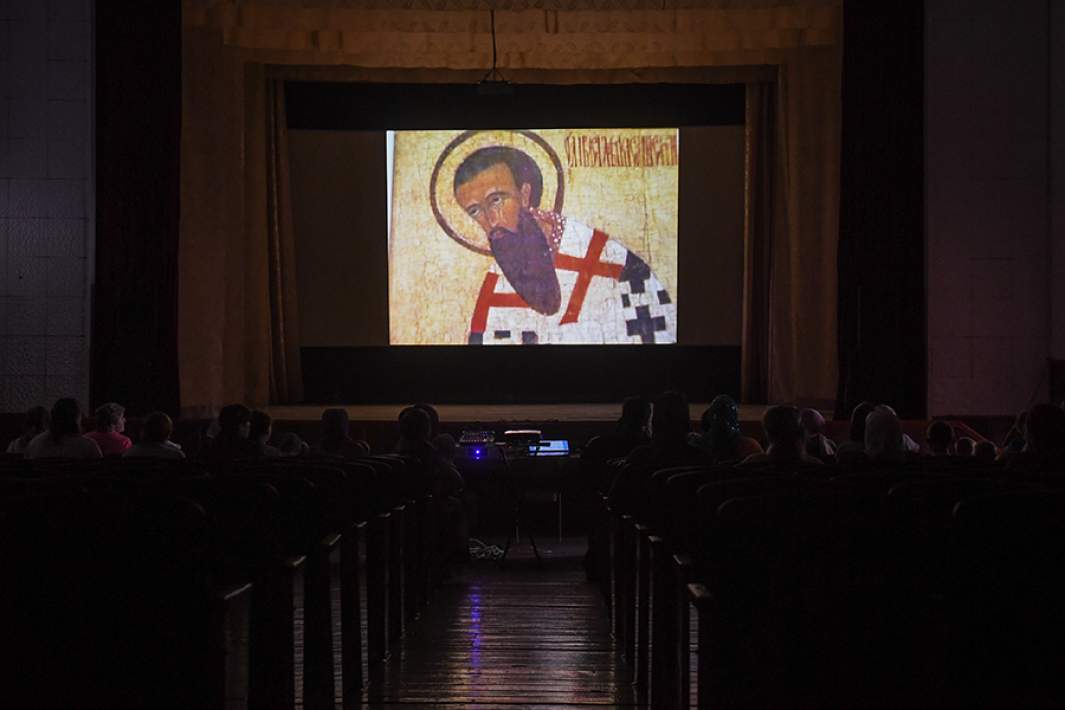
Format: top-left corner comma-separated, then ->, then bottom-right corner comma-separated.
265,402 -> 774,423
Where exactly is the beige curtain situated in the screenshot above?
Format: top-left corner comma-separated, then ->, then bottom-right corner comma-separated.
179,0 -> 841,414
767,47 -> 840,407
265,79 -> 304,403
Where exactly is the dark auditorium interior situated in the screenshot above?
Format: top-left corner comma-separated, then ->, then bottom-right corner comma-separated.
2,1 -> 1065,708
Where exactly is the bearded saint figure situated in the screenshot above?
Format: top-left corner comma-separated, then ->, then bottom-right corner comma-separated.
447,142 -> 676,345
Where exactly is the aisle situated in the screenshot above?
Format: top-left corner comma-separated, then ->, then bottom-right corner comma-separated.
363,538 -> 639,708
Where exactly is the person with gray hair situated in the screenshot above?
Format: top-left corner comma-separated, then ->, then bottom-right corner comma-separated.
864,405 -> 907,463
742,405 -> 822,465
84,401 -> 132,456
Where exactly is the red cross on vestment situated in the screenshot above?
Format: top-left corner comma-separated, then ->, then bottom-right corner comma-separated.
470,229 -> 623,335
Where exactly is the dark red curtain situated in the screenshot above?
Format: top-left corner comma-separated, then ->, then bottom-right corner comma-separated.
740,81 -> 777,404
836,1 -> 926,419
92,0 -> 182,415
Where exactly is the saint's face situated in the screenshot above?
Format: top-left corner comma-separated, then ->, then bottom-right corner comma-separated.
454,162 -> 532,240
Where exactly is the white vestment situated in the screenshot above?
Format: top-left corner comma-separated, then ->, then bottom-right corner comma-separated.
469,218 -> 676,345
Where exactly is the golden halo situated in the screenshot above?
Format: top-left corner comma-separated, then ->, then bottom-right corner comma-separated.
429,130 -> 565,256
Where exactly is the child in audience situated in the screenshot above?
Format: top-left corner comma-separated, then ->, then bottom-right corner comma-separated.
124,412 -> 185,460
24,398 -> 102,459
6,405 -> 50,455
84,402 -> 133,456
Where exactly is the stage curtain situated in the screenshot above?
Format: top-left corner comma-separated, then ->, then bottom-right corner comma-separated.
179,0 -> 841,414
740,80 -> 776,404
767,47 -> 840,407
265,79 -> 305,403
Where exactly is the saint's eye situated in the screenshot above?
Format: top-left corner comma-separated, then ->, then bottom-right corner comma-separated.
488,194 -> 504,206
467,205 -> 481,217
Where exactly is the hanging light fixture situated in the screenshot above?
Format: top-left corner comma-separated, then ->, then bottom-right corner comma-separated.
477,9 -> 513,96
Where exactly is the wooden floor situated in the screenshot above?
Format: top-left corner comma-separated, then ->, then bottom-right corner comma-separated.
362,538 -> 639,709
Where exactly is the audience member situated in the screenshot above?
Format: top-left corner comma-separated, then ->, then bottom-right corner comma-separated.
1001,410 -> 1028,456
582,396 -> 652,490
973,439 -> 997,462
879,403 -> 922,453
800,408 -> 836,462
5,405 -> 50,455
630,391 -> 703,467
413,402 -> 442,438
124,412 -> 185,460
414,402 -> 462,459
397,406 -> 467,560
399,406 -> 464,496
926,420 -> 954,456
201,403 -> 257,465
954,436 -> 975,457
24,398 -> 102,460
689,395 -> 763,463
276,431 -> 309,457
836,401 -> 875,463
315,408 -> 370,459
1005,403 -> 1065,472
742,405 -> 822,465
83,402 -> 133,456
864,405 -> 907,464
609,391 -> 705,515
249,410 -> 282,458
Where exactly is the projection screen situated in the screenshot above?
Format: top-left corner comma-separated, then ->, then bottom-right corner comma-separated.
387,128 -> 679,346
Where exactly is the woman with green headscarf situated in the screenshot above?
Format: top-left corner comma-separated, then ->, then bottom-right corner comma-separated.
690,395 -> 762,463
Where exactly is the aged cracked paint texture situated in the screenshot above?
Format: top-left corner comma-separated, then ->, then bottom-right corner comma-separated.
388,128 -> 679,345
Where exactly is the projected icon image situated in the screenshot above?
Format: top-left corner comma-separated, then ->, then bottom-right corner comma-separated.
388,128 -> 679,346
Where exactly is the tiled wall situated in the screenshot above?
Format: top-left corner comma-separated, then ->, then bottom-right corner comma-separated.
0,0 -> 93,413
926,0 -> 1060,415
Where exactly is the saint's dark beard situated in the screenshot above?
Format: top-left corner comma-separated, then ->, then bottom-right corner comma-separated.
489,210 -> 562,316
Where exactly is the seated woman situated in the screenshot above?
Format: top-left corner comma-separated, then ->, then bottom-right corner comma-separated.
84,402 -> 133,456
864,406 -> 911,465
6,405 -> 50,455
24,398 -> 102,460
124,412 -> 185,460
690,395 -> 763,463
